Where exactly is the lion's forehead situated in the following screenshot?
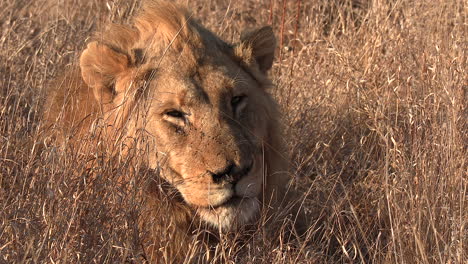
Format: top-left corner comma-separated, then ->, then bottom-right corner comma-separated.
150,55 -> 252,107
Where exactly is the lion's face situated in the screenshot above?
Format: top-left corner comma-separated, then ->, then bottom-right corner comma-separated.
139,53 -> 272,229
78,3 -> 277,230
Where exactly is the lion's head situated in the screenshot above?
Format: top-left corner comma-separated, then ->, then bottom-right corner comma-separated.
45,0 -> 289,233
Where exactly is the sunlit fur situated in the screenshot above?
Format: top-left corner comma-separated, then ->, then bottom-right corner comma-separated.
42,0 -> 298,261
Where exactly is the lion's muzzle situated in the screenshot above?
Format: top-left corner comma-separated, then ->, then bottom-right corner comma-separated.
208,160 -> 253,185
177,158 -> 261,208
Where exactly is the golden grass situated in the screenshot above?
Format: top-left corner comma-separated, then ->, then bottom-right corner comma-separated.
0,0 -> 466,263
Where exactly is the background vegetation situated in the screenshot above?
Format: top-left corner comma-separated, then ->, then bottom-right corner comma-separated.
1,0 -> 465,263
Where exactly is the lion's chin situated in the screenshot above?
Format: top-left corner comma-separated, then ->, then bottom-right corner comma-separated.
197,197 -> 260,231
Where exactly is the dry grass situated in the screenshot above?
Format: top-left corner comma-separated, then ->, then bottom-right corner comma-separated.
1,0 -> 466,263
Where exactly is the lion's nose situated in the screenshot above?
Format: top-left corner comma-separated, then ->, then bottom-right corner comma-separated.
210,162 -> 236,184
209,160 -> 253,185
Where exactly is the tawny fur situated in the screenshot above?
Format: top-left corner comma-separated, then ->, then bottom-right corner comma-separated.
42,1 -> 304,262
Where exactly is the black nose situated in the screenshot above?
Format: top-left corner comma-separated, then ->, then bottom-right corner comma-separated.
210,162 -> 235,184
209,161 -> 253,184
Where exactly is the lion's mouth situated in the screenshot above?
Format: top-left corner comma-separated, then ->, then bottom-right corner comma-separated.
208,159 -> 259,209
197,195 -> 261,230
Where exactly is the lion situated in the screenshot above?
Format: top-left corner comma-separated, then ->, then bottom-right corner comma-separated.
42,0 -> 305,262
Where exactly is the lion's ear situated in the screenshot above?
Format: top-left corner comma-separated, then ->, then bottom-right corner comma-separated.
80,42 -> 130,103
238,26 -> 276,73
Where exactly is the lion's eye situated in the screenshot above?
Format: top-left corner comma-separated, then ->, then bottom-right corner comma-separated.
163,109 -> 187,130
164,110 -> 185,119
231,95 -> 246,109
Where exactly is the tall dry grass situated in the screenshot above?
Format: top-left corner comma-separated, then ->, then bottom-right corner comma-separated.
0,0 -> 466,263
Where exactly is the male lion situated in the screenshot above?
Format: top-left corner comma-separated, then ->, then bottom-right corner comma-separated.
43,0 -> 304,262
